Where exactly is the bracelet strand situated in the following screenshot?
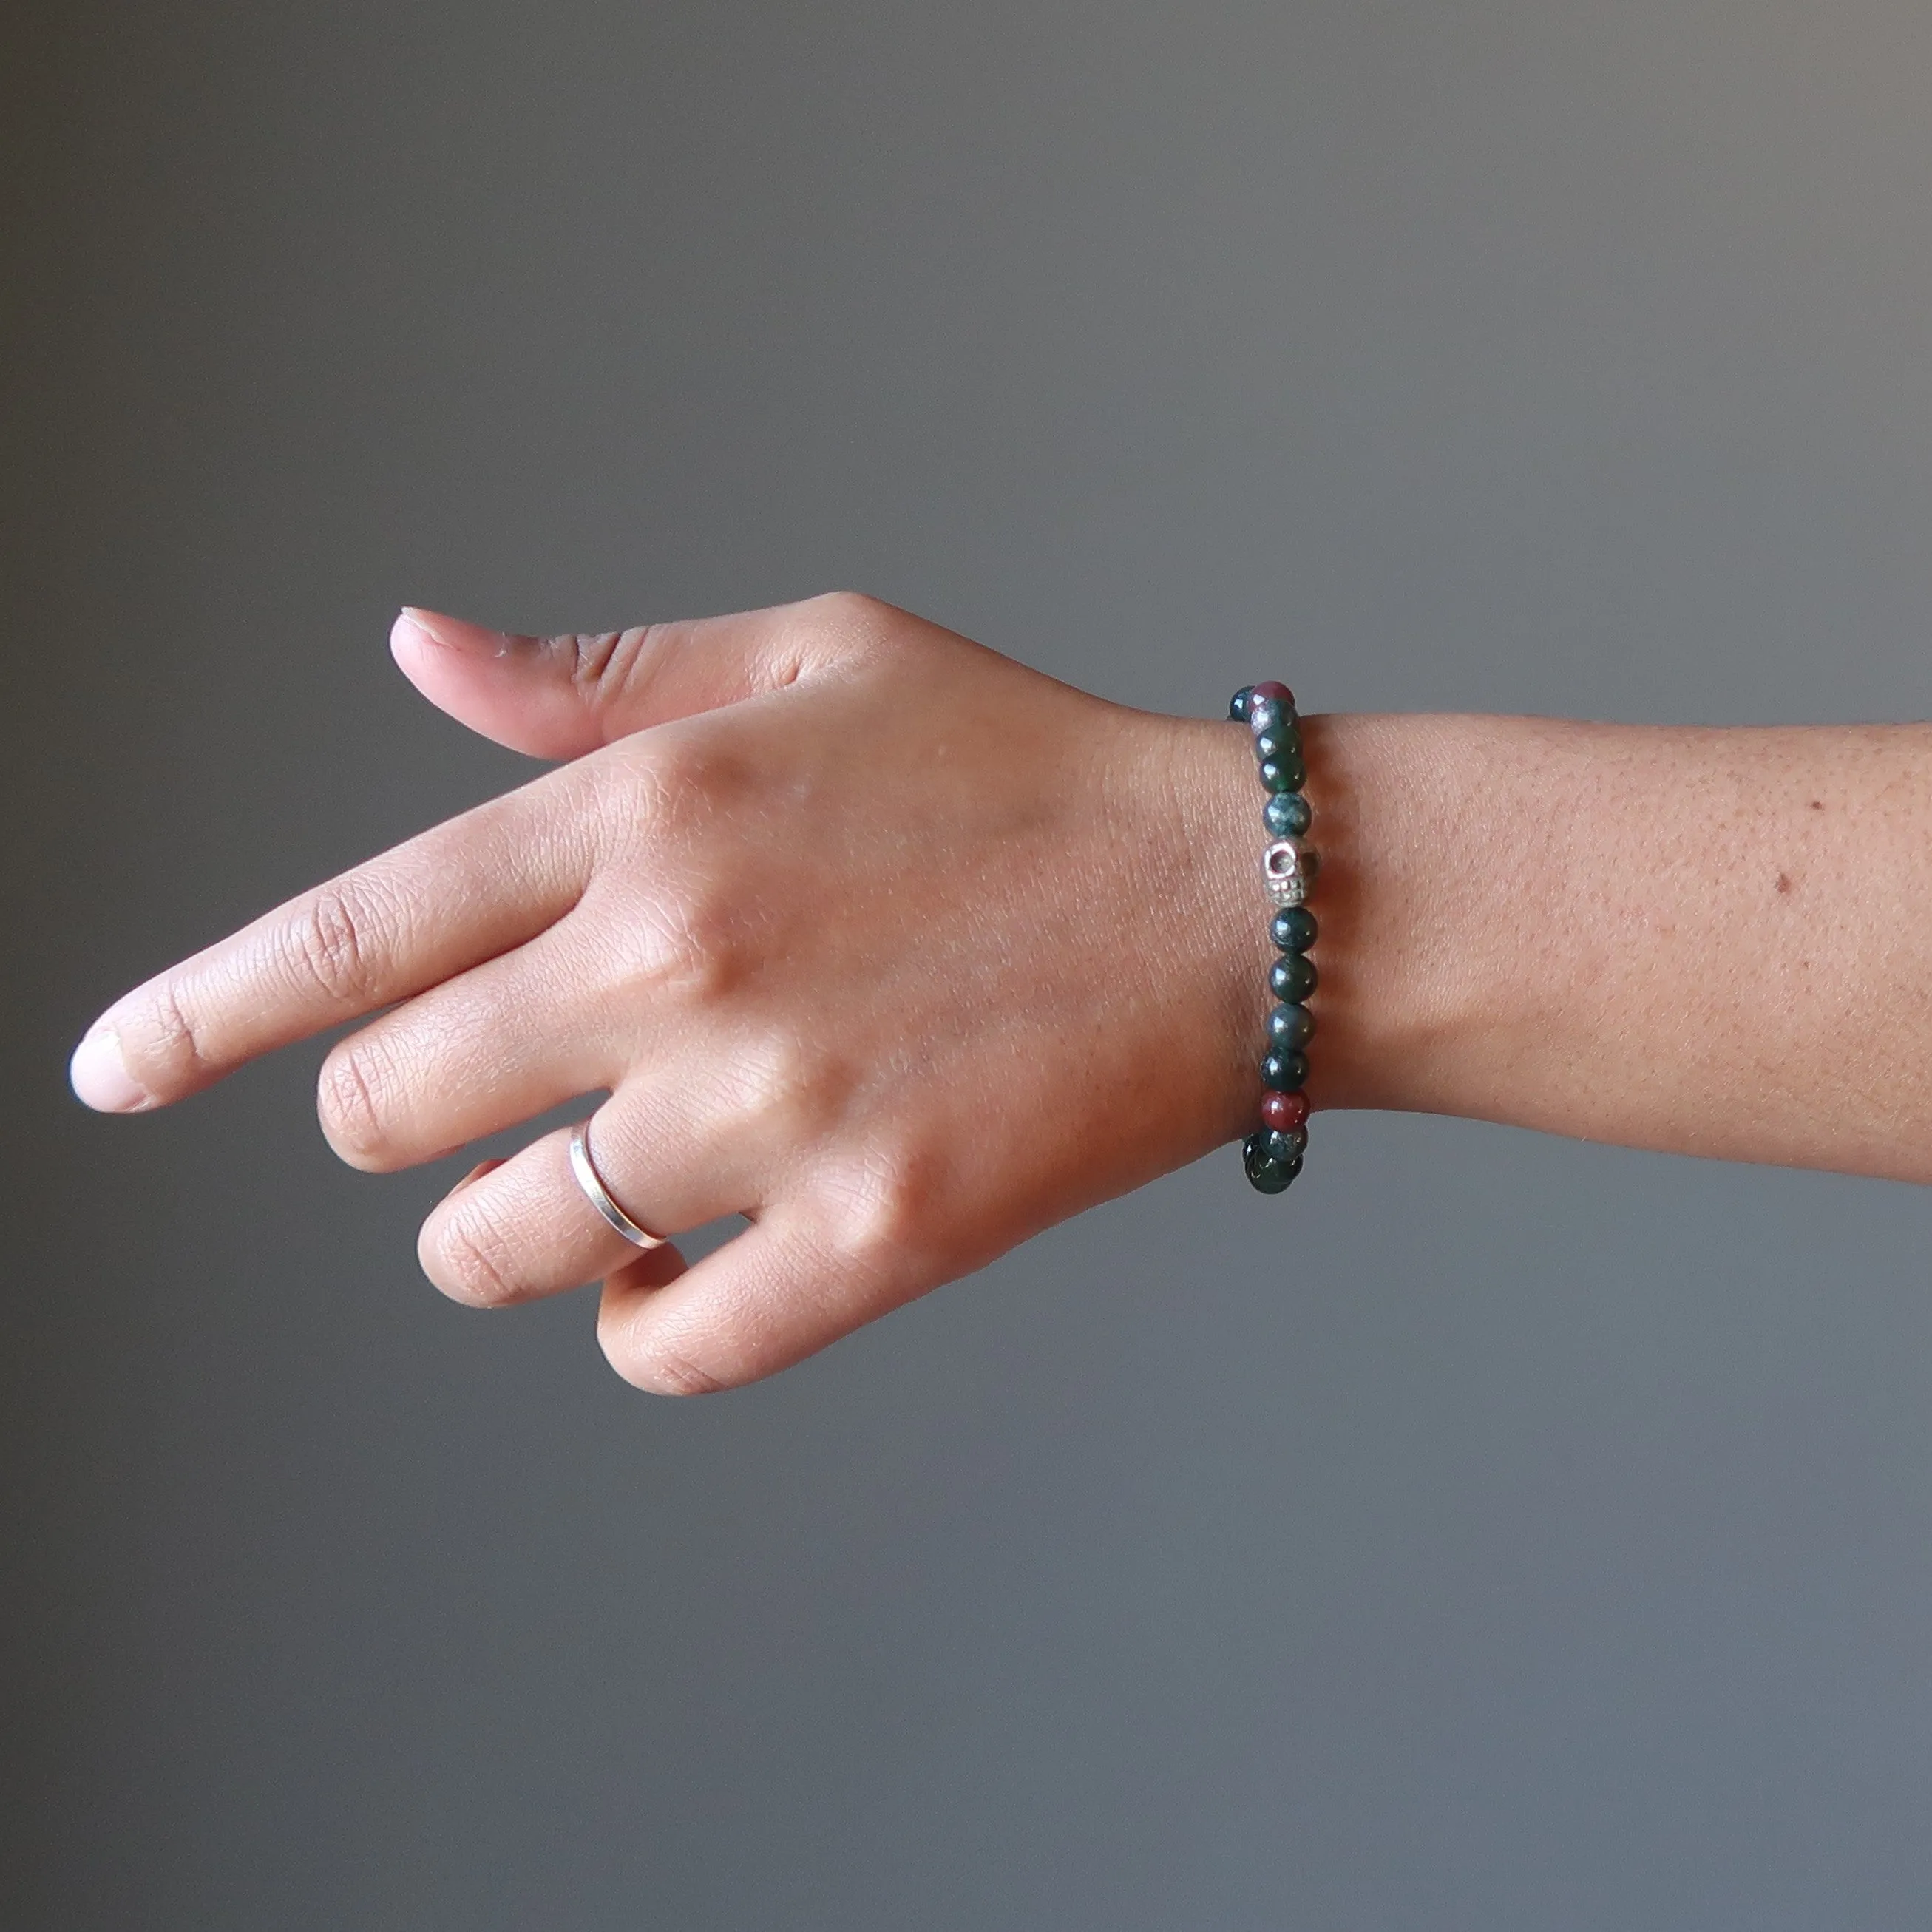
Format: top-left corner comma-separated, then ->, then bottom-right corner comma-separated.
1229,681 -> 1315,1193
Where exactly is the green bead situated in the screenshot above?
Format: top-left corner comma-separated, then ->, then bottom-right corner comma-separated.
1244,1131 -> 1306,1192
1228,686 -> 1255,722
1270,906 -> 1318,952
1243,1132 -> 1292,1193
1261,1049 -> 1309,1091
1262,793 -> 1301,835
1266,750 -> 1306,791
1270,952 -> 1318,1001
1267,1003 -> 1315,1050
1253,725 -> 1295,763
1275,791 -> 1312,835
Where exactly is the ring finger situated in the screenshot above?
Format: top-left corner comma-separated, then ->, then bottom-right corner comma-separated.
416,1066 -> 761,1307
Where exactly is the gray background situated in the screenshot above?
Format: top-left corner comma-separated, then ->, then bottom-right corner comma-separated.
7,1 -> 1932,1925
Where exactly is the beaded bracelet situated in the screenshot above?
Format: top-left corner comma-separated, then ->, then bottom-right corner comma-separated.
1229,680 -> 1315,1194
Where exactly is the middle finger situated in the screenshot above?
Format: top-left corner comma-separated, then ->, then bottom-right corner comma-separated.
314,916 -> 628,1170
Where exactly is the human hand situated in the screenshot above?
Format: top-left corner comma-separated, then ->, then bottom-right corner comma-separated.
70,594 -> 1273,1391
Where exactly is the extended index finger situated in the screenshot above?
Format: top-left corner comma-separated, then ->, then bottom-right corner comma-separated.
70,765 -> 598,1112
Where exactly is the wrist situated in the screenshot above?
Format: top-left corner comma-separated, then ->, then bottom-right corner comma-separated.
1151,705 -> 1529,1143
1301,710 -> 1591,1124
1141,711 -> 1278,1147
1289,709 -> 1475,1116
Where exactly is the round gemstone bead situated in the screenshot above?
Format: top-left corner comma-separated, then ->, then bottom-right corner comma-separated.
1261,1048 -> 1309,1091
1262,750 -> 1306,792
1275,791 -> 1312,835
1242,1128 -> 1307,1192
1269,952 -> 1317,1001
1250,680 -> 1294,708
1270,906 -> 1318,952
1266,1003 -> 1315,1050
1246,696 -> 1285,737
1261,1088 -> 1310,1131
1228,685 -> 1255,722
1253,726 -> 1293,763
1261,792 -> 1301,835
1242,1133 -> 1292,1193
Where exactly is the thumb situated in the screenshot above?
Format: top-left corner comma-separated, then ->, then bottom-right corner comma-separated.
389,593 -> 885,759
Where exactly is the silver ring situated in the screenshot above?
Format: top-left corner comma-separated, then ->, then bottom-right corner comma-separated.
567,1119 -> 668,1250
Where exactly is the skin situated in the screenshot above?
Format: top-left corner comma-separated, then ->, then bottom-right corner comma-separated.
68,593 -> 1932,1392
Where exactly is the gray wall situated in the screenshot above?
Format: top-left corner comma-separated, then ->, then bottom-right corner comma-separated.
10,2 -> 1932,1925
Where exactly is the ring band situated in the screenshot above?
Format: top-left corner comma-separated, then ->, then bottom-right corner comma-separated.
567,1119 -> 668,1250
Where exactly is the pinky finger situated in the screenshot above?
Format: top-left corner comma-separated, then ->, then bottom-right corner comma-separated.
594,1206 -> 893,1396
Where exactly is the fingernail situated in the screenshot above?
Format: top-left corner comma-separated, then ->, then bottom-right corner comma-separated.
69,1027 -> 153,1113
396,608 -> 511,658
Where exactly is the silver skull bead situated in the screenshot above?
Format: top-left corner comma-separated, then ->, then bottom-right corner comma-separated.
1262,838 -> 1311,907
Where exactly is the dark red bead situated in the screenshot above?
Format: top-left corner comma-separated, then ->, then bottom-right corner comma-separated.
1249,679 -> 1294,709
1261,1089 -> 1309,1131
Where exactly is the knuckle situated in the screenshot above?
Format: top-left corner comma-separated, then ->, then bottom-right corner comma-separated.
806,588 -> 886,631
592,730 -> 728,857
598,874 -> 744,1007
643,728 -> 736,810
814,1143 -> 946,1286
286,883 -> 388,1007
597,1298 -> 732,1396
429,1199 -> 522,1307
800,589 -> 901,663
727,1028 -> 846,1131
606,1338 -> 729,1398
644,1351 -> 728,1397
569,621 -> 679,711
316,1037 -> 397,1167
660,881 -> 744,997
586,743 -> 765,1000
132,977 -> 217,1090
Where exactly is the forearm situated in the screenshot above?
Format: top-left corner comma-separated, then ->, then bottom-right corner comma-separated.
1187,711 -> 1932,1184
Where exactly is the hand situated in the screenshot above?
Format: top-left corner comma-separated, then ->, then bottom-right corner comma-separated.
70,594 -> 1270,1391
